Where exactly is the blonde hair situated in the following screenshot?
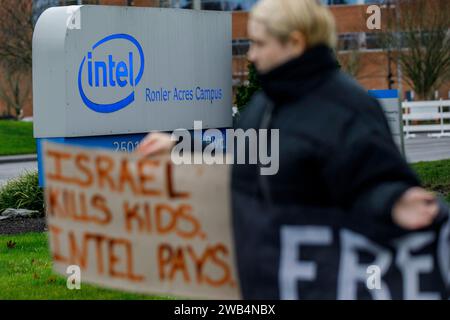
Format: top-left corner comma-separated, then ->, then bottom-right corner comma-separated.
250,0 -> 337,49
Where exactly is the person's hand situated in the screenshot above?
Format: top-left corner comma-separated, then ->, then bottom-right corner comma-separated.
392,187 -> 439,230
135,132 -> 176,157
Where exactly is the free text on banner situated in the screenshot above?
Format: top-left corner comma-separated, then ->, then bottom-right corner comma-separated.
43,141 -> 240,299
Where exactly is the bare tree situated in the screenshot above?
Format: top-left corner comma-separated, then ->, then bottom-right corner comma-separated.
0,63 -> 31,119
336,31 -> 362,79
0,0 -> 34,119
0,0 -> 34,70
338,49 -> 362,78
383,0 -> 450,100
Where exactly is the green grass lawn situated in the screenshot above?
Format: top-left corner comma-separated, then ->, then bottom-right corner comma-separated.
0,120 -> 36,156
0,232 -> 171,299
412,159 -> 450,202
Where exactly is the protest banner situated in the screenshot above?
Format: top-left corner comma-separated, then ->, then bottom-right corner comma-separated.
43,141 -> 240,299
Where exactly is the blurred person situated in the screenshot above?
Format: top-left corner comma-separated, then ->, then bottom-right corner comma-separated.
137,0 -> 449,299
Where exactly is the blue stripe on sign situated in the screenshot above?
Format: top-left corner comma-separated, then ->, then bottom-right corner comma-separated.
36,128 -> 228,187
36,133 -> 147,187
368,89 -> 399,99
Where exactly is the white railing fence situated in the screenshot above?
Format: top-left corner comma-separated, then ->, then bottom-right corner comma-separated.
402,99 -> 450,138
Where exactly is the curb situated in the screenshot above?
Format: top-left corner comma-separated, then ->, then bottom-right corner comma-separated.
0,154 -> 37,164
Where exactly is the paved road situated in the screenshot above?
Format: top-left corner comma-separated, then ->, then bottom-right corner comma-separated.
0,161 -> 37,187
0,136 -> 449,187
404,136 -> 450,163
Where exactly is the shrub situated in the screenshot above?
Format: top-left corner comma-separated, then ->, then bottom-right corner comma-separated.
0,170 -> 44,216
235,63 -> 261,112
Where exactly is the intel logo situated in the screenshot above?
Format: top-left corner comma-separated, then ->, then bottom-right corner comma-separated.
78,33 -> 145,113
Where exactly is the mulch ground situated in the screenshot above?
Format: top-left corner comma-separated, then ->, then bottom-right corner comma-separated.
0,217 -> 47,235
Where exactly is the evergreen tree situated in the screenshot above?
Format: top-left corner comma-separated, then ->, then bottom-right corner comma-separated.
235,63 -> 261,112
